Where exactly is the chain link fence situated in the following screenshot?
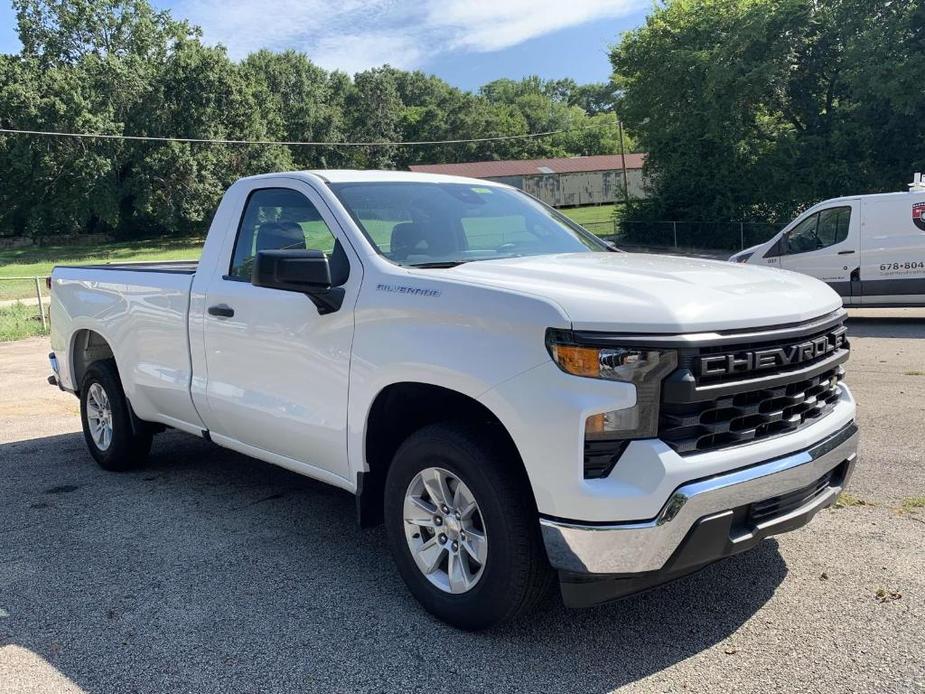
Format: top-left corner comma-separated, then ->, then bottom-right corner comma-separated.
577,219 -> 782,256
0,276 -> 51,341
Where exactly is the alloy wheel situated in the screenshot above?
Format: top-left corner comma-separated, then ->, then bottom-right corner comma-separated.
86,382 -> 113,451
402,467 -> 488,594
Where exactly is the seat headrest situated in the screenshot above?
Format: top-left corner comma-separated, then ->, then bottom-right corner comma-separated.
389,221 -> 455,260
390,222 -> 425,260
255,221 -> 306,252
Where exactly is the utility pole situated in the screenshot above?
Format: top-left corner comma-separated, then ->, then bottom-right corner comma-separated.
617,119 -> 630,206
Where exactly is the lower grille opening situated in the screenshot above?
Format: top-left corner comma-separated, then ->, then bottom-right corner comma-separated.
747,461 -> 847,525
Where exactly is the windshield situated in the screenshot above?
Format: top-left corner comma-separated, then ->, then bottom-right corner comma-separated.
328,181 -> 609,267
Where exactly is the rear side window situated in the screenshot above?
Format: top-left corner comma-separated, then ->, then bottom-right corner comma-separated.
229,188 -> 337,280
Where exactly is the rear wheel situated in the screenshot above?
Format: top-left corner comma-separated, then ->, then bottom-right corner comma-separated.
80,360 -> 152,471
384,422 -> 553,630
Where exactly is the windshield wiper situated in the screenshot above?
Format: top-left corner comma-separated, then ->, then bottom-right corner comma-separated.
406,261 -> 468,268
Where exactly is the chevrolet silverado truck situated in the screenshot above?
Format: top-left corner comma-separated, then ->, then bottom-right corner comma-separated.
48,170 -> 858,630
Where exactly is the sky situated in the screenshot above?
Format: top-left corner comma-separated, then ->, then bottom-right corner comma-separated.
0,0 -> 650,91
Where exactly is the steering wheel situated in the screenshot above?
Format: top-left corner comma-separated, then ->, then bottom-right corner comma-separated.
496,240 -> 539,254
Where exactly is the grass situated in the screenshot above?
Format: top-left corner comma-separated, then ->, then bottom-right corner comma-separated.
0,202 -> 618,304
559,204 -> 620,229
0,238 -> 204,300
833,492 -> 867,509
900,497 -> 925,514
0,302 -> 49,342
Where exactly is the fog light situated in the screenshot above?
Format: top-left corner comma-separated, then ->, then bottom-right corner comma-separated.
584,408 -> 638,478
586,408 -> 639,438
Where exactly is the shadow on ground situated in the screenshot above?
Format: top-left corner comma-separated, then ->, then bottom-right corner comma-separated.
845,314 -> 925,339
1,430 -> 787,693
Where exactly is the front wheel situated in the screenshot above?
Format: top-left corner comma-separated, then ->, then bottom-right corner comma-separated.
384,423 -> 553,630
80,360 -> 152,471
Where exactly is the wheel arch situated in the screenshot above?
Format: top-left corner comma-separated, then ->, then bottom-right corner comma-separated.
70,328 -> 117,395
70,328 -> 156,436
357,381 -> 534,528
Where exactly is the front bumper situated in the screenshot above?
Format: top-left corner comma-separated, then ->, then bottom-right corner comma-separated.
541,422 -> 857,605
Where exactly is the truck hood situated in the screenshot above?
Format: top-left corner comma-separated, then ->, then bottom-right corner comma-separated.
443,252 -> 842,333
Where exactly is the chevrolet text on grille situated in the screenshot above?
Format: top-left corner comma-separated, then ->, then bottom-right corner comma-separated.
698,326 -> 848,378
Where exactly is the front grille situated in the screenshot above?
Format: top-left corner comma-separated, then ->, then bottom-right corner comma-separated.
747,462 -> 847,525
661,366 -> 844,454
658,317 -> 849,456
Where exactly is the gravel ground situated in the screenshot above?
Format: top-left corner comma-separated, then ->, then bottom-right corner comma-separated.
1,309 -> 923,694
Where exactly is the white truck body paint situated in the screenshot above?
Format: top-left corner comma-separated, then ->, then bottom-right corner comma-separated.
50,169 -> 857,540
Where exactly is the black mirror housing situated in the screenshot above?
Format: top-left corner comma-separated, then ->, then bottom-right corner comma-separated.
251,249 -> 344,314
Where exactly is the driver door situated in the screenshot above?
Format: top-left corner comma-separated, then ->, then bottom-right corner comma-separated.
199,182 -> 360,482
780,202 -> 860,303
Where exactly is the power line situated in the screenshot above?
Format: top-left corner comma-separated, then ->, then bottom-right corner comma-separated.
0,125 -> 596,147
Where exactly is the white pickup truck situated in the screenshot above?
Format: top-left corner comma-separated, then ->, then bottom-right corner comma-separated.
49,170 -> 858,630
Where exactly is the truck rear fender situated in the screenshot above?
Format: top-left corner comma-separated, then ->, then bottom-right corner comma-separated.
68,328 -> 154,436
70,328 -> 115,395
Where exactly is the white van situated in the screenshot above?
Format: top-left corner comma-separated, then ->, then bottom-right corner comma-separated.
731,176 -> 925,307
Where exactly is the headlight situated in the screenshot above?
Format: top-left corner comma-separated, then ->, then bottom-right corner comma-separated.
733,252 -> 754,263
547,342 -> 674,384
546,330 -> 678,457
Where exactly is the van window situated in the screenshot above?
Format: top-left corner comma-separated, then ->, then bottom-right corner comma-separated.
816,207 -> 851,246
229,188 -> 337,280
786,214 -> 820,254
785,206 -> 851,255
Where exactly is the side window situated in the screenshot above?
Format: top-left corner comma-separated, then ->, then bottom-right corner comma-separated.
785,206 -> 852,255
816,206 -> 851,247
786,213 -> 820,254
229,188 -> 337,280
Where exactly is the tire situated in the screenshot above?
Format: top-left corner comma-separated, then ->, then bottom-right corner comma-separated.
384,422 -> 553,630
79,359 -> 152,471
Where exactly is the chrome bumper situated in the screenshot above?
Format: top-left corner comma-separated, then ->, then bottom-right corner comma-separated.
541,423 -> 858,575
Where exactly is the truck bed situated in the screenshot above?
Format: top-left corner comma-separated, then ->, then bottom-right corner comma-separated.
50,260 -> 202,433
55,260 -> 199,274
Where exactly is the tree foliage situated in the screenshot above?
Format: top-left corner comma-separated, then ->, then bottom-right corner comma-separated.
612,0 -> 925,222
0,0 -> 624,239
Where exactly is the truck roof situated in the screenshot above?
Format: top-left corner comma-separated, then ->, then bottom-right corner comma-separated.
238,169 -> 505,187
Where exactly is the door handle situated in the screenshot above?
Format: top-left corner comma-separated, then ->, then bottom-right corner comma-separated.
208,304 -> 235,318
837,250 -> 856,255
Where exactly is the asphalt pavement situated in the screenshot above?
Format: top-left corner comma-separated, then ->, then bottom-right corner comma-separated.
1,309 -> 923,693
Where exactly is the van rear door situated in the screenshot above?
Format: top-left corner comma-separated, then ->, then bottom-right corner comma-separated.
858,193 -> 925,305
778,201 -> 860,304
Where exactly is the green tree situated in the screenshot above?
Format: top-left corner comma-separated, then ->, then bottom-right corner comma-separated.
612,0 -> 925,223
241,50 -> 349,169
347,67 -> 403,168
0,0 -> 627,240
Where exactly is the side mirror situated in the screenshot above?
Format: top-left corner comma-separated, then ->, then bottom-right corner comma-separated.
251,249 -> 345,314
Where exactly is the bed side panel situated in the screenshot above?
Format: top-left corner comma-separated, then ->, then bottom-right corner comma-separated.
51,267 -> 204,433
